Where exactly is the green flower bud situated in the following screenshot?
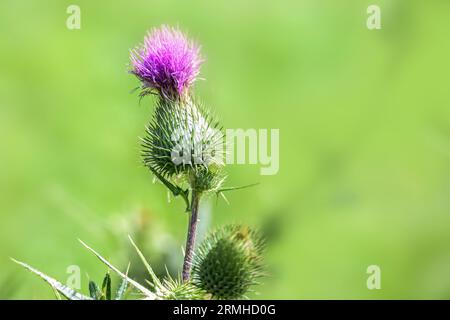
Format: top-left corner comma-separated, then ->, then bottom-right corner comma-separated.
192,225 -> 265,300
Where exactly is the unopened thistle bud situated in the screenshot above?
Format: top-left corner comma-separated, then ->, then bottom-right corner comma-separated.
192,225 -> 265,299
130,25 -> 203,101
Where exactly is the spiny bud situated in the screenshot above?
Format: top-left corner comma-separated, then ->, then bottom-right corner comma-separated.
192,225 -> 265,300
141,99 -> 225,192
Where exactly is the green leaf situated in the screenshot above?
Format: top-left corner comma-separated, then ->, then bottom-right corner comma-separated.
11,258 -> 92,300
78,240 -> 157,299
114,281 -> 126,300
148,166 -> 190,211
114,263 -> 130,300
89,281 -> 101,300
115,278 -> 129,300
101,272 -> 112,300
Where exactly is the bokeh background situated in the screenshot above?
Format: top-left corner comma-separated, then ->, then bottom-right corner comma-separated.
1,0 -> 449,299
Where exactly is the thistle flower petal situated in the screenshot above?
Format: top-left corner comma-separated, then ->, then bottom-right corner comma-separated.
130,25 -> 203,100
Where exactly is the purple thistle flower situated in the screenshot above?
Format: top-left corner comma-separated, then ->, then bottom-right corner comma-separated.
130,25 -> 203,100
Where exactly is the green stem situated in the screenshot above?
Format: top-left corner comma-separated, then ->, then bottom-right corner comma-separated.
182,191 -> 201,282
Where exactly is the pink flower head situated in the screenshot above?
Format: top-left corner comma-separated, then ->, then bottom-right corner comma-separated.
130,25 -> 203,100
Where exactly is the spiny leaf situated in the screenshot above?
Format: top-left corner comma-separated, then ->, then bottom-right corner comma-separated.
115,278 -> 129,300
89,281 -> 101,300
78,240 -> 157,299
101,272 -> 112,300
148,165 -> 190,211
115,263 -> 130,300
11,258 -> 92,300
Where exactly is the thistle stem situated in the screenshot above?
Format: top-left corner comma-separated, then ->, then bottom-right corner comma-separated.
182,191 -> 200,282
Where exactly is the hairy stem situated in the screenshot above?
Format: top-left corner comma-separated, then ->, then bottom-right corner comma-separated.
182,191 -> 201,282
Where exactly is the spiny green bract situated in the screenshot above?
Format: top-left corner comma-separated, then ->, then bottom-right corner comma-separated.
160,277 -> 206,300
192,225 -> 265,299
141,98 -> 225,192
187,166 -> 226,193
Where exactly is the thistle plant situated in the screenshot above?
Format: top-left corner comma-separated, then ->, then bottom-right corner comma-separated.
13,25 -> 265,300
131,25 -> 228,282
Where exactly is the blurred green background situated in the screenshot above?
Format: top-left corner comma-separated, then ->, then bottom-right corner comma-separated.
1,0 -> 450,299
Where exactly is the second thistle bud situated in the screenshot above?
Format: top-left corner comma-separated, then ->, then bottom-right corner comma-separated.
192,225 -> 265,299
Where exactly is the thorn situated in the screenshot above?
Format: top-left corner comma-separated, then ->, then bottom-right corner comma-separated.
220,192 -> 230,205
10,257 -> 20,264
164,265 -> 171,278
126,262 -> 131,275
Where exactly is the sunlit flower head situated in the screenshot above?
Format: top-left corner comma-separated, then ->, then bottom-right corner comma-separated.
130,25 -> 203,100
